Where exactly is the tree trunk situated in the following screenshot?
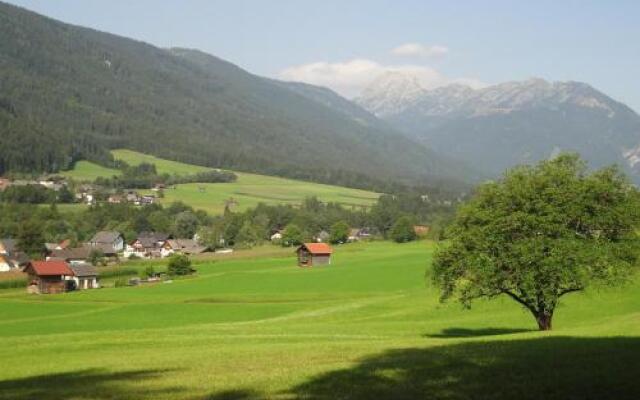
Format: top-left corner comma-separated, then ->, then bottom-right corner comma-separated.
535,312 -> 553,331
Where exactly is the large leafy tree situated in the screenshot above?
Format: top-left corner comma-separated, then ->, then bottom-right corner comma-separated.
433,154 -> 640,330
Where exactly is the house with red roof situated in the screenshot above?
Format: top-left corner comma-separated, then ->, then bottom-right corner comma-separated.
23,260 -> 74,294
296,243 -> 333,267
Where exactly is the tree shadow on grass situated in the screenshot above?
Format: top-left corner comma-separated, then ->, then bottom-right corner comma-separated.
0,368 -> 184,400
291,337 -> 640,400
424,327 -> 534,338
203,389 -> 263,400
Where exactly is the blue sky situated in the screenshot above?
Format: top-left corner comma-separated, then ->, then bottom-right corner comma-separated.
7,0 -> 640,110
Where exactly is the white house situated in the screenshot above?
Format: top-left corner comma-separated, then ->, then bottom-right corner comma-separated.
88,231 -> 124,254
66,263 -> 99,290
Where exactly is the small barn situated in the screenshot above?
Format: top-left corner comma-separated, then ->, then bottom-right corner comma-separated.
23,260 -> 74,294
68,263 -> 99,290
296,243 -> 333,267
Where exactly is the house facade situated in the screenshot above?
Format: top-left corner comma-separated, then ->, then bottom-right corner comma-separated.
67,263 -> 99,290
88,231 -> 124,254
296,243 -> 333,267
124,232 -> 170,259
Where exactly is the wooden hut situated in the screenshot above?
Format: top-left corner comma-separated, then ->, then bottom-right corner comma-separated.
296,243 -> 333,267
23,260 -> 74,294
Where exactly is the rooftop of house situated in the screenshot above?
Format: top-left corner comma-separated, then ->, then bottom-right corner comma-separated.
0,238 -> 16,254
27,260 -> 73,276
90,231 -> 122,244
300,243 -> 334,255
69,263 -> 98,277
50,246 -> 92,260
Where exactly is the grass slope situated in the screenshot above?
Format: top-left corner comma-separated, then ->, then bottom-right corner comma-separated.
61,161 -> 121,181
64,150 -> 380,214
0,241 -> 638,399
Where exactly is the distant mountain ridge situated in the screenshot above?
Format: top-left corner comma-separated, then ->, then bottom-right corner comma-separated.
0,1 -> 473,193
356,73 -> 640,181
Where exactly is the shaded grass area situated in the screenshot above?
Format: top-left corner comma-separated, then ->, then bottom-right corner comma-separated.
289,337 -> 640,400
0,368 -> 184,400
1,338 -> 638,400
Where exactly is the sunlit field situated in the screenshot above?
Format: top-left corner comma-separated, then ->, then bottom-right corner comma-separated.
62,150 -> 380,214
0,241 -> 638,399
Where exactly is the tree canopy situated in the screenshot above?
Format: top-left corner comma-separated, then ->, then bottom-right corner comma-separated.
433,154 -> 640,330
329,221 -> 350,244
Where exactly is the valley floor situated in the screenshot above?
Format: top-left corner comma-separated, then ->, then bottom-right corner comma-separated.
0,241 -> 638,399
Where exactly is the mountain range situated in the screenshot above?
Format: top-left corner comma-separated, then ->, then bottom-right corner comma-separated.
356,72 -> 640,181
0,1 -> 471,193
3,0 -> 640,192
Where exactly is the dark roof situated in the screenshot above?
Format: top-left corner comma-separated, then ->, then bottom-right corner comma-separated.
90,231 -> 122,244
27,261 -> 73,276
139,232 -> 170,242
50,246 -> 91,260
0,255 -> 15,269
299,243 -> 333,255
0,239 -> 16,254
165,239 -> 207,254
69,263 -> 98,277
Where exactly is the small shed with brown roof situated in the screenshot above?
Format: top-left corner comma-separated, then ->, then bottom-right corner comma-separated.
296,243 -> 333,267
23,260 -> 74,294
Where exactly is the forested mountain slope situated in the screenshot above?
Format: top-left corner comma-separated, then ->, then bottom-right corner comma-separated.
0,2 -> 472,191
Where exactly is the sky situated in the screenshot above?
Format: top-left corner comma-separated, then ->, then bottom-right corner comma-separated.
6,0 -> 640,110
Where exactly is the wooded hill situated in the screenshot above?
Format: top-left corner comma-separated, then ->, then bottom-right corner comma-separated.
0,2 -> 473,192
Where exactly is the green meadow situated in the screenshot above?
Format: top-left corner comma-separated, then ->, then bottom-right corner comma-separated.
0,241 -> 638,399
63,150 -> 380,214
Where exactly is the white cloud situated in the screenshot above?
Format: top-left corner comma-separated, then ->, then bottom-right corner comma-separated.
278,58 -> 483,98
391,43 -> 449,58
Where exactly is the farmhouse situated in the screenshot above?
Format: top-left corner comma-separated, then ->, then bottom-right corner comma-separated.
48,246 -> 92,265
23,260 -> 74,294
0,239 -> 29,269
296,243 -> 333,267
125,232 -> 170,259
88,231 -> 124,254
161,239 -> 207,258
67,263 -> 99,290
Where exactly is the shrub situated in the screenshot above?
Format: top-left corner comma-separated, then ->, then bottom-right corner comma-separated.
167,254 -> 194,276
390,216 -> 417,243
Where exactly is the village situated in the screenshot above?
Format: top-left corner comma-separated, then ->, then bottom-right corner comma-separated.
0,221 -> 429,294
0,175 -> 163,206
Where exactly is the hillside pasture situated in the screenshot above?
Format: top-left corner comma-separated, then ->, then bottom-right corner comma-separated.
61,160 -> 121,181
0,241 -> 638,399
63,150 -> 380,214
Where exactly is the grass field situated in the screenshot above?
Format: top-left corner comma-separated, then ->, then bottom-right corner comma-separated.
61,161 -> 121,181
0,241 -> 638,399
62,150 -> 380,214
